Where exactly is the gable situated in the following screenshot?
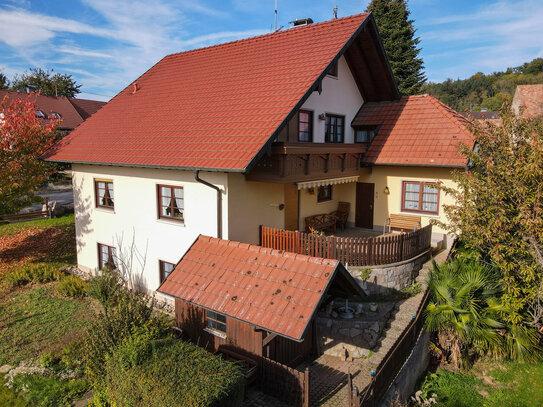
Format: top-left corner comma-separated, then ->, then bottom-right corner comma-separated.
44,13 -> 398,172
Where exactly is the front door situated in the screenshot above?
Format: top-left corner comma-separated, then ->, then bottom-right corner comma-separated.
356,182 -> 374,229
284,183 -> 299,230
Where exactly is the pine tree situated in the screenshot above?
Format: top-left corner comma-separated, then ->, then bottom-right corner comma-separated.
366,0 -> 426,95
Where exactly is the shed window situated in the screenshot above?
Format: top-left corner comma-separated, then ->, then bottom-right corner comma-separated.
158,185 -> 184,222
317,185 -> 333,203
95,179 -> 114,208
98,243 -> 117,270
325,114 -> 344,143
298,110 -> 313,142
401,181 -> 440,215
159,260 -> 175,283
207,310 -> 227,333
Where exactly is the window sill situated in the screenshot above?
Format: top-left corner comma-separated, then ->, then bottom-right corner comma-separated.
156,218 -> 185,226
317,199 -> 333,204
399,210 -> 440,218
95,206 -> 115,213
204,327 -> 226,339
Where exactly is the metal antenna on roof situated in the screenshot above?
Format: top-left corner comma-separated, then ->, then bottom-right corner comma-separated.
275,0 -> 278,31
333,5 -> 338,19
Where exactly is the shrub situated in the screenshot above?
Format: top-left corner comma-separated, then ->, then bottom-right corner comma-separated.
10,374 -> 88,407
40,351 -> 60,369
56,275 -> 88,298
86,267 -> 123,308
5,263 -> 61,288
60,340 -> 85,371
103,337 -> 245,407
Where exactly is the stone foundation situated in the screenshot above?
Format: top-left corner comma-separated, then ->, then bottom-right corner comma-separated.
315,302 -> 395,360
348,250 -> 431,295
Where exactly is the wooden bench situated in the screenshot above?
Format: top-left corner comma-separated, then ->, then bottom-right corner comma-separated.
305,213 -> 338,233
0,209 -> 50,224
384,214 -> 421,234
330,201 -> 350,231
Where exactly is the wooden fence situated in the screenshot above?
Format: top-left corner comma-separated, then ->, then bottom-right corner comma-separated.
259,356 -> 309,407
260,225 -> 432,266
0,208 -> 50,224
349,288 -> 431,407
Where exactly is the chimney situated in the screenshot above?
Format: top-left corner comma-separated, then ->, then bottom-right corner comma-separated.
291,18 -> 313,27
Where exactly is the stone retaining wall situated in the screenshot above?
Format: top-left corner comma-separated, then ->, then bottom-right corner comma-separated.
348,250 -> 431,295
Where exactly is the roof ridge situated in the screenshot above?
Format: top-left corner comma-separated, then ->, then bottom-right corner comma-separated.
164,13 -> 368,59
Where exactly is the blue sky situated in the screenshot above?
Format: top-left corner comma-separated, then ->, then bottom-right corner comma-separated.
1,0 -> 542,101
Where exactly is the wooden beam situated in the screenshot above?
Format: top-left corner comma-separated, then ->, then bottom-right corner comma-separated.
263,332 -> 278,347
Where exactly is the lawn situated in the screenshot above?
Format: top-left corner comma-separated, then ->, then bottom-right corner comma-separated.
417,359 -> 543,407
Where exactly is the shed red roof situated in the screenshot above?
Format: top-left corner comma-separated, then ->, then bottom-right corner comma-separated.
0,90 -> 105,130
354,94 -> 474,167
44,14 -> 375,171
158,235 -> 359,341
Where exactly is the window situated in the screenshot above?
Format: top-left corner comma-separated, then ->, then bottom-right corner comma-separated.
95,179 -> 114,209
325,114 -> 344,143
327,60 -> 338,77
159,260 -> 175,283
98,243 -> 117,270
157,185 -> 184,221
35,110 -> 47,119
401,181 -> 440,215
207,310 -> 227,333
317,185 -> 333,203
298,110 -> 313,142
51,112 -> 62,119
355,127 -> 377,143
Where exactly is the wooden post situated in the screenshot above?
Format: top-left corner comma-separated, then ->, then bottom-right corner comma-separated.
304,367 -> 310,407
348,372 -> 353,407
399,233 -> 404,262
259,225 -> 263,246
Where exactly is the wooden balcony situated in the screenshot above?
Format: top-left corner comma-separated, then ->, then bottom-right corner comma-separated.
247,142 -> 367,183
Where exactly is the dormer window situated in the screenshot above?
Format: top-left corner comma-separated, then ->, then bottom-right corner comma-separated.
354,126 -> 378,143
51,112 -> 62,119
35,110 -> 47,119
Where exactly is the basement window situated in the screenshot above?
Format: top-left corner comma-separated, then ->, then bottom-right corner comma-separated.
98,243 -> 117,270
159,260 -> 175,283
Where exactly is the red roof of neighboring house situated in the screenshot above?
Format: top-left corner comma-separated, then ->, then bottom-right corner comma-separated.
354,94 -> 474,167
513,84 -> 543,118
43,13 -> 394,171
0,90 -> 105,130
158,235 -> 362,341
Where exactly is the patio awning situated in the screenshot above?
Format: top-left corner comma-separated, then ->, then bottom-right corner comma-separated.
297,175 -> 359,190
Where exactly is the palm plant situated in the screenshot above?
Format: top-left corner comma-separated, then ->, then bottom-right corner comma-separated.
425,258 -> 538,368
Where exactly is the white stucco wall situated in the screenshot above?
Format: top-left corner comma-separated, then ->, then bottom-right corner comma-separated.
72,164 -> 228,292
300,55 -> 364,144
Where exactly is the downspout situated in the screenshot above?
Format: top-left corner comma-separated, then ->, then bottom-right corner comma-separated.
195,170 -> 222,239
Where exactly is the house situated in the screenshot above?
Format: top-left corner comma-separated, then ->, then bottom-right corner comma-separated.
43,13 -> 473,308
512,84 -> 543,119
158,234 -> 364,366
0,90 -> 105,135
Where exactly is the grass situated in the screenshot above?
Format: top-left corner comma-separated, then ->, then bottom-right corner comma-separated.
0,283 -> 95,365
0,375 -> 26,407
0,215 -> 75,237
417,359 -> 543,407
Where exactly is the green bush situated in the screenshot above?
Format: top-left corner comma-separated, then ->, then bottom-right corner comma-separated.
40,351 -> 60,369
56,275 -> 88,298
5,263 -> 61,288
86,267 -> 123,308
103,337 -> 245,407
10,374 -> 89,407
60,340 -> 85,371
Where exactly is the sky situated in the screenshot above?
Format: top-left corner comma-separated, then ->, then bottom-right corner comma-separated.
0,0 -> 542,101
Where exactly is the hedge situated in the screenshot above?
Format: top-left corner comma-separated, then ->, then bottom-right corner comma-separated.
103,337 -> 245,407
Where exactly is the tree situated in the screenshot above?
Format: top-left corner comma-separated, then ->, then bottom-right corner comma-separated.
440,98 -> 543,329
11,68 -> 81,98
0,72 -> 8,90
366,0 -> 426,95
0,93 -> 58,214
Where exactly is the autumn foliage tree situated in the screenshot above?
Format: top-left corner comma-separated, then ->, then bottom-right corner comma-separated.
441,98 -> 543,330
0,93 -> 58,214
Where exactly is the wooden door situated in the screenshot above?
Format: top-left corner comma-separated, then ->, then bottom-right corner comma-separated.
356,182 -> 374,229
284,184 -> 299,230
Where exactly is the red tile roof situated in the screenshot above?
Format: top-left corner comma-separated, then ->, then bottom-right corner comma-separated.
44,14 -> 371,171
0,90 -> 105,130
513,84 -> 543,119
158,235 -> 360,341
354,94 -> 474,167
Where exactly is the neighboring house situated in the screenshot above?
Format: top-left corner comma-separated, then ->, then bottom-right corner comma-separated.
512,84 -> 543,118
44,13 -> 473,305
0,90 -> 105,135
459,110 -> 500,126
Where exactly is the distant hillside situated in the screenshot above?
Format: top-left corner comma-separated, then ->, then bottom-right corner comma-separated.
423,58 -> 543,112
